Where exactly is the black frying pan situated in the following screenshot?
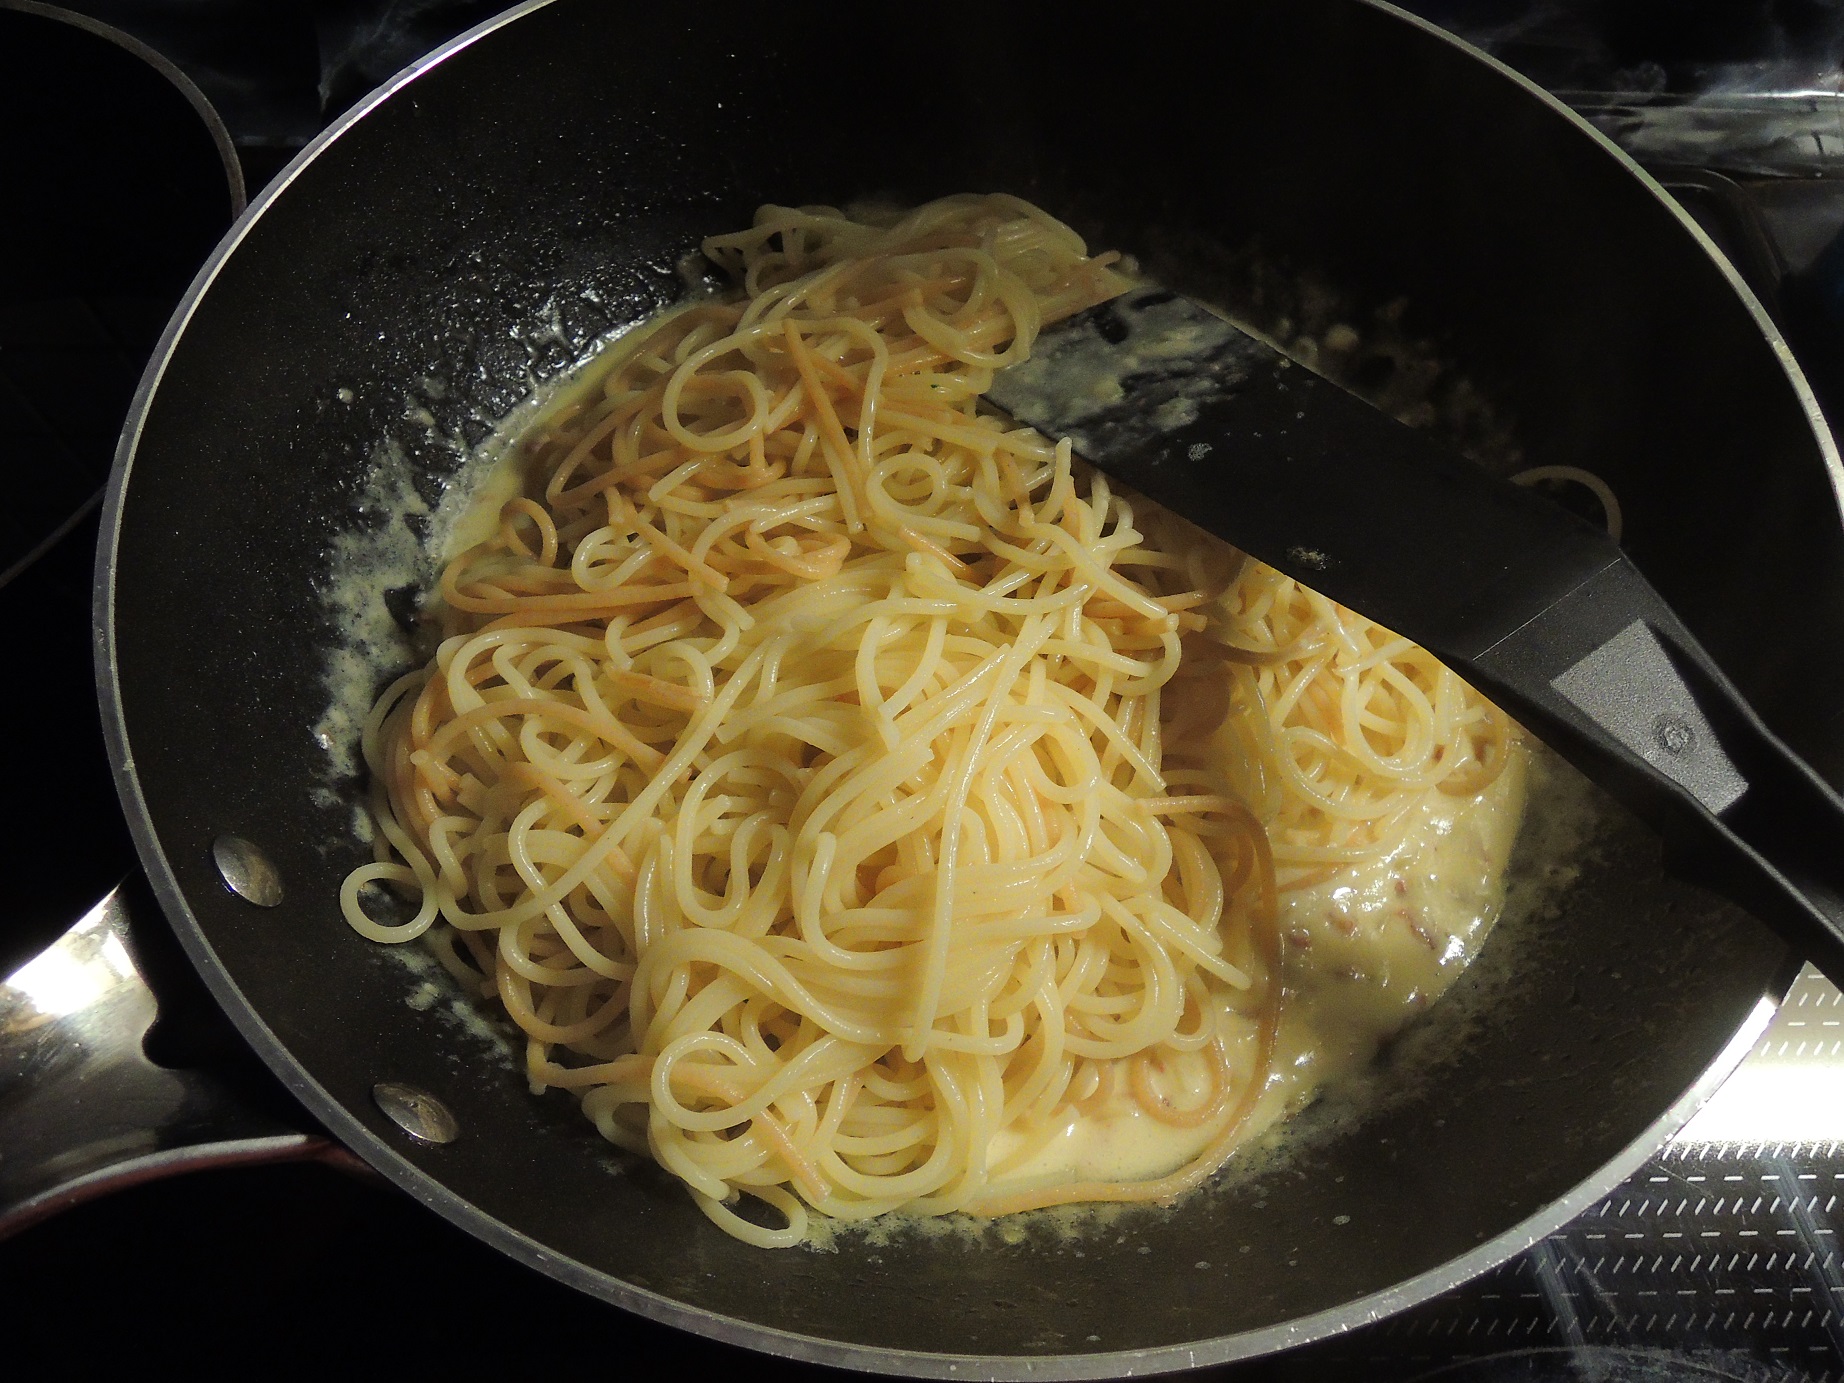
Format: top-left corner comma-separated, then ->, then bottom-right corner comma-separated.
93,0 -> 1843,1374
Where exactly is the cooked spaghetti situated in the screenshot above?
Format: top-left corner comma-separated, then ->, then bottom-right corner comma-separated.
341,194 -> 1518,1246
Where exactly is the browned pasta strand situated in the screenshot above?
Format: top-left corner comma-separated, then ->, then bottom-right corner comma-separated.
341,195 -> 1509,1246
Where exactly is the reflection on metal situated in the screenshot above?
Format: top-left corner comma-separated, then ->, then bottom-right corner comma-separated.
6,918 -> 140,1020
1342,978 -> 1844,1373
0,882 -> 317,1238
1675,963 -> 1844,1144
372,1082 -> 459,1145
211,834 -> 283,907
1581,93 -> 1844,180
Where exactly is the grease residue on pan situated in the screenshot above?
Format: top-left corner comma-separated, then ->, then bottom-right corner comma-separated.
304,234 -> 1620,1253
798,746 -> 1616,1257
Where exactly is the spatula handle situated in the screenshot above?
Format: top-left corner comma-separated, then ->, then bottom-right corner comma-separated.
1466,557 -> 1844,980
992,286 -> 1844,977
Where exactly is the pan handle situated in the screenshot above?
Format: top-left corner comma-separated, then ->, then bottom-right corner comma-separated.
0,874 -> 363,1240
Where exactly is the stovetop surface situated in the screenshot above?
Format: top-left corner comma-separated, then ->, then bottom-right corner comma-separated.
10,2 -> 1844,1377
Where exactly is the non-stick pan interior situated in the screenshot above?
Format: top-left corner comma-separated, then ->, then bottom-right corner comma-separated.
103,0 -> 1831,1372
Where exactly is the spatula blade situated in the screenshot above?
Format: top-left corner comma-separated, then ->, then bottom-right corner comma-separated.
987,285 -> 1616,666
987,284 -> 1844,988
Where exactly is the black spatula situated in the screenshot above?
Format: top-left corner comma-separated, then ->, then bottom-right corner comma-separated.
987,285 -> 1844,981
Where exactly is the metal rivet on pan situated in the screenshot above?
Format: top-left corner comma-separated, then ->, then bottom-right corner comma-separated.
1654,712 -> 1696,757
372,1082 -> 460,1145
212,835 -> 283,907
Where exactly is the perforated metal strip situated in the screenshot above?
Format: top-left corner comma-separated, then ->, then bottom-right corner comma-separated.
1260,971 -> 1844,1382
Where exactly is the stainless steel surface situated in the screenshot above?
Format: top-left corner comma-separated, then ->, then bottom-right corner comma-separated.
0,883 -> 317,1237
1677,967 -> 1844,1148
1581,93 -> 1844,180
1317,970 -> 1844,1378
211,833 -> 283,908
372,1082 -> 459,1145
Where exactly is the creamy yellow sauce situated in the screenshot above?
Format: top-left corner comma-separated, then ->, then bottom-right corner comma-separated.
984,750 -> 1526,1189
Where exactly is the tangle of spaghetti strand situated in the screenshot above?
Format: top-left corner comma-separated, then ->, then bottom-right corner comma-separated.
342,194 -> 1512,1247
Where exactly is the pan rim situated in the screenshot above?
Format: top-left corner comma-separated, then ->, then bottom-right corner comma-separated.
0,0 -> 249,222
90,0 -> 1828,1375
